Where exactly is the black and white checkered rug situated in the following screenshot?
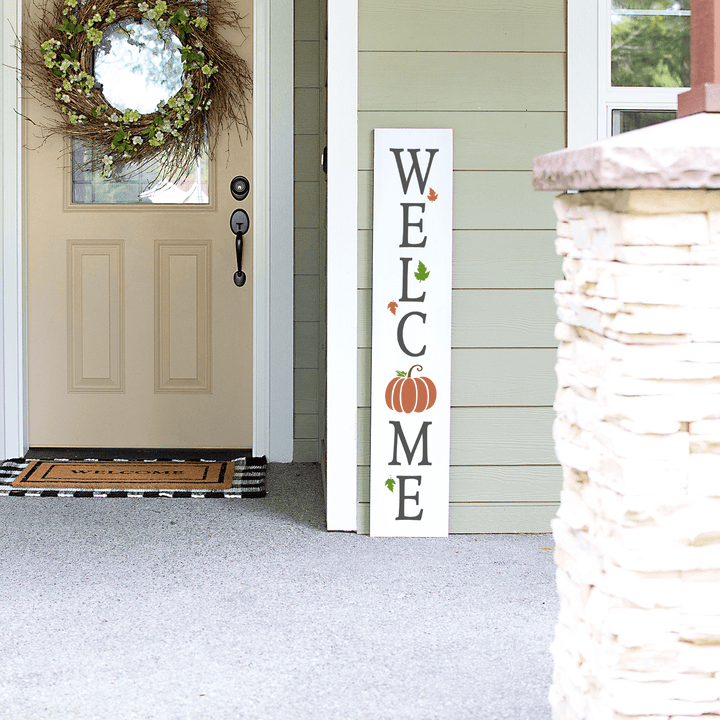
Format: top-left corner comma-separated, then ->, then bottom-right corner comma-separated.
0,456 -> 266,498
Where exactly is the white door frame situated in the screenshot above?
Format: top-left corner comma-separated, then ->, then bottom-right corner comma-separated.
254,0 -> 294,461
325,0 -> 358,530
0,0 -> 294,461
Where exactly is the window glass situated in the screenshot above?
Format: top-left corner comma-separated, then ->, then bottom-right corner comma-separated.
71,138 -> 210,204
611,0 -> 690,87
611,108 -> 677,134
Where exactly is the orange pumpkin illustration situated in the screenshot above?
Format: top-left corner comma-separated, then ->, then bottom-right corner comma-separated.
385,365 -> 437,414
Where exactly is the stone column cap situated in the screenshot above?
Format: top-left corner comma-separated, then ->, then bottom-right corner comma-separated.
533,113 -> 720,192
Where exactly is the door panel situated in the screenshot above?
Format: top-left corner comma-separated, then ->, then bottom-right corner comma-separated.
155,240 -> 211,393
68,241 -> 124,392
25,2 -> 253,449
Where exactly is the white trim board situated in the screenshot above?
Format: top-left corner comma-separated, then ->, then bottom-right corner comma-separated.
0,0 -> 293,461
567,0 -> 599,148
1,0 -> 26,460
325,0 -> 359,531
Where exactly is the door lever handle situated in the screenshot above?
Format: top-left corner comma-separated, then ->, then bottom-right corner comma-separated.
234,233 -> 246,287
229,209 -> 250,288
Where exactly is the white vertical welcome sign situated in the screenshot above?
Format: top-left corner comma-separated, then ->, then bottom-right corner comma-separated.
370,128 -> 453,537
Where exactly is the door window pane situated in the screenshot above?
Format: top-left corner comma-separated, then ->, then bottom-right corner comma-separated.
611,108 -> 677,135
611,0 -> 690,87
71,138 -> 210,204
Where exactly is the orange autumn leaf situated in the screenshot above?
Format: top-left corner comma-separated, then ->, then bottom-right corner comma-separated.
427,188 -> 438,202
387,301 -> 398,315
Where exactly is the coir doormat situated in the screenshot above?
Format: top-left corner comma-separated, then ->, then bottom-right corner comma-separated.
0,456 -> 266,498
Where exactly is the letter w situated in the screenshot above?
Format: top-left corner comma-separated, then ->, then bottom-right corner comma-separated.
389,421 -> 432,466
390,148 -> 439,195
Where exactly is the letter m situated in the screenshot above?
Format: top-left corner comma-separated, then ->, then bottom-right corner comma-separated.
390,148 -> 439,195
388,421 -> 432,466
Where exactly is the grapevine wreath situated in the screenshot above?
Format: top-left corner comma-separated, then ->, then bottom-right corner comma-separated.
25,0 -> 252,180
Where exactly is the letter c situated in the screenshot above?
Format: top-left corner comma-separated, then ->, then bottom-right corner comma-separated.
397,311 -> 426,357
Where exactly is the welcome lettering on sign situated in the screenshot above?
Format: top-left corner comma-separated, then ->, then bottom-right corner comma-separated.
370,128 -> 453,537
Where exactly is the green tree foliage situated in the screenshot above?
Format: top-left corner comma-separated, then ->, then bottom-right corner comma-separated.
611,0 -> 690,87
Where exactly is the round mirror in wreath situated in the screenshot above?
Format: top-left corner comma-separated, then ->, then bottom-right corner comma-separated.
94,18 -> 184,115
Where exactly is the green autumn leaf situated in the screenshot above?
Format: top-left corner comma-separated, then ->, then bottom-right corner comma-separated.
385,478 -> 396,492
415,260 -> 430,282
396,370 -> 407,377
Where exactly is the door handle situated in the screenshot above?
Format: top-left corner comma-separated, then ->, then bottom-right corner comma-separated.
234,233 -> 246,287
230,209 -> 250,288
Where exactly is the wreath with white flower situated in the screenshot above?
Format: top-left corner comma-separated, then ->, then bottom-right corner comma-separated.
26,0 -> 251,179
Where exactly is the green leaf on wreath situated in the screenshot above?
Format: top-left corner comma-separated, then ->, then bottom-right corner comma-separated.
172,6 -> 189,24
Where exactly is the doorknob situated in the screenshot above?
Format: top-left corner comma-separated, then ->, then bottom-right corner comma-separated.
230,209 -> 250,287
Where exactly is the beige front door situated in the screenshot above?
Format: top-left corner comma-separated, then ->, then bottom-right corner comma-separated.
25,4 -> 253,449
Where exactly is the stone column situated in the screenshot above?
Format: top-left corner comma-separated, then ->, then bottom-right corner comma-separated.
533,114 -> 720,720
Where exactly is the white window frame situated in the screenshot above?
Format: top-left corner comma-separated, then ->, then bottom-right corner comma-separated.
568,0 -> 689,148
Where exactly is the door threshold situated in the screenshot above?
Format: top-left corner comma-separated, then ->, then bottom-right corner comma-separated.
27,448 -> 251,461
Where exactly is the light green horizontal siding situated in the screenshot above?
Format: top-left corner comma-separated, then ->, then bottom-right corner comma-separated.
449,348 -> 556,405
356,0 -> 565,532
294,4 -> 326,463
295,229 -> 322,275
358,289 -> 557,348
358,407 -> 556,466
295,275 -> 320,323
357,502 -> 559,534
359,53 -> 565,112
295,135 -> 323,182
295,413 -> 320,439
359,0 -> 565,52
357,348 -> 557,407
295,440 -> 321,463
296,0 -> 321,41
358,230 -> 561,289
296,369 -> 319,414
296,322 -> 320,369
295,228 -> 322,275
358,171 -> 557,230
449,231 -> 561,289
294,88 -> 321,134
359,113 -> 566,171
295,182 -> 321,229
295,42 -> 322,88
357,466 -> 562,503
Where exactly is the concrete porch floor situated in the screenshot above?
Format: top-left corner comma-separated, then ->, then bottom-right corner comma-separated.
0,462 -> 558,720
